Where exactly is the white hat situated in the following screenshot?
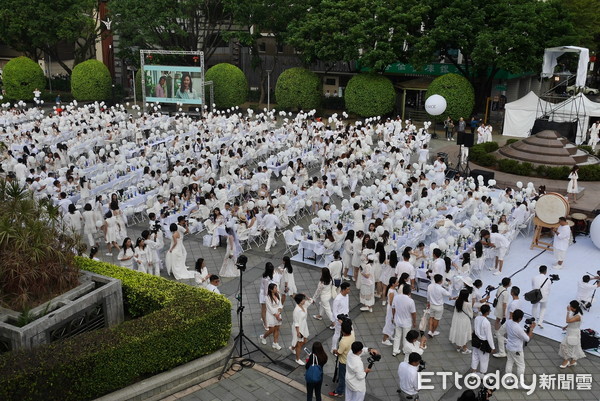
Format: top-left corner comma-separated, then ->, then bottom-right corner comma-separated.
461,277 -> 474,287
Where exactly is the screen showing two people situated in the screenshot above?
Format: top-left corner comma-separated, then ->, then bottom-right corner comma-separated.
144,65 -> 203,105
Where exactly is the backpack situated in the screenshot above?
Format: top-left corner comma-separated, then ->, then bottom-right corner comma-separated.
305,354 -> 323,383
581,329 -> 600,350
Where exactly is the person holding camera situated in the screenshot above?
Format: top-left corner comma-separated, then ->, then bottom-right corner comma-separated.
345,341 -> 379,401
552,217 -> 570,269
398,352 -> 422,400
559,300 -> 585,368
329,320 -> 354,398
471,304 -> 495,375
494,286 -> 522,358
576,274 -> 600,309
530,265 -> 551,328
505,309 -> 535,379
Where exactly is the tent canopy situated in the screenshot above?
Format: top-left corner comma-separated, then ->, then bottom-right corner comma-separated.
541,46 -> 589,87
502,91 -> 552,138
549,93 -> 600,143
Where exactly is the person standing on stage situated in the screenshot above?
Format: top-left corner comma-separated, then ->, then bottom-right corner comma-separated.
552,217 -> 570,269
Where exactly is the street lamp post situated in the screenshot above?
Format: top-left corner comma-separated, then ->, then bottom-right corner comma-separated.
266,69 -> 272,112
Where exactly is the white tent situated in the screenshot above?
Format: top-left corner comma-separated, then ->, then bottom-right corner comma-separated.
502,91 -> 552,138
542,46 -> 589,88
549,93 -> 600,143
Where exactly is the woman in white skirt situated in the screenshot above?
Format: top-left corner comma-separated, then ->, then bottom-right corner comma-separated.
82,203 -> 97,247
259,283 -> 283,351
351,231 -> 364,282
567,165 -> 579,204
379,251 -> 397,305
382,277 -> 399,346
449,289 -> 473,354
117,237 -> 135,269
277,256 -> 296,305
290,293 -> 313,365
194,258 -> 210,288
260,263 -> 281,330
311,267 -> 335,329
359,254 -> 375,312
559,300 -> 586,368
373,242 -> 386,299
134,237 -> 152,274
341,230 -> 354,280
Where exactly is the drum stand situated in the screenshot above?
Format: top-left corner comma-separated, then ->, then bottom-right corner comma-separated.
530,216 -> 559,251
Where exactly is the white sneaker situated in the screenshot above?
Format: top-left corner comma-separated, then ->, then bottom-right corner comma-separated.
493,353 -> 506,358
382,339 -> 393,346
427,331 -> 434,337
461,349 -> 472,354
105,252 -> 113,256
382,301 -> 387,306
272,342 -> 282,350
432,331 -> 440,336
295,359 -> 306,366
259,335 -> 267,345
493,271 -> 502,276
360,306 -> 371,311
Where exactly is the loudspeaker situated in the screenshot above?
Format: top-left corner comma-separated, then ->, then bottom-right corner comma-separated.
445,168 -> 458,180
470,169 -> 495,186
457,132 -> 475,147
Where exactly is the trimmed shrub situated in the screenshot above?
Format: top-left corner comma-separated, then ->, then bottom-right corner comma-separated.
578,164 -> 600,181
345,73 -> 395,117
275,67 -> 321,111
546,165 -> 570,180
425,73 -> 474,122
205,63 -> 248,109
0,258 -> 231,401
71,60 -> 111,101
2,57 -> 46,101
505,138 -> 519,146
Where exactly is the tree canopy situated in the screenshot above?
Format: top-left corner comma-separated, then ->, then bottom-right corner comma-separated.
0,0 -> 100,74
286,0 -> 429,71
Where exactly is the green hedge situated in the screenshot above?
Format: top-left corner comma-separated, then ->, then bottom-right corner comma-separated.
345,73 -> 395,117
0,258 -> 231,401
2,57 -> 46,101
275,67 -> 321,110
71,60 -> 112,101
425,73 -> 474,122
205,63 -> 248,109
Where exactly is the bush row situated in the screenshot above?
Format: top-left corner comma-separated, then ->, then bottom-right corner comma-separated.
0,258 -> 231,401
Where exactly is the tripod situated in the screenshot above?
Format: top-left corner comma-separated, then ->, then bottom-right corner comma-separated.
457,145 -> 471,176
218,257 -> 276,380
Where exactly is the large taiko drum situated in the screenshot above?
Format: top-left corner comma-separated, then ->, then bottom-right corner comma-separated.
534,193 -> 569,224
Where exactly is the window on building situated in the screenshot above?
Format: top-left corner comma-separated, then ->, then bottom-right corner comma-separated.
258,42 -> 266,53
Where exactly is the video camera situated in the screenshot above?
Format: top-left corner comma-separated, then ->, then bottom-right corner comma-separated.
236,255 -> 248,272
524,317 -> 535,335
337,313 -> 351,324
367,351 -> 381,365
549,274 -> 560,282
418,359 -> 426,372
483,285 -> 496,298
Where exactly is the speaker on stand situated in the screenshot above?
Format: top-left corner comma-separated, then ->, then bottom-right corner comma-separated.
456,132 -> 475,177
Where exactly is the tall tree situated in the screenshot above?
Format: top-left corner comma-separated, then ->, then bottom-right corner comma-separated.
223,0 -> 305,104
110,0 -> 233,64
0,0 -> 100,75
285,0 -> 429,71
410,0 -> 576,111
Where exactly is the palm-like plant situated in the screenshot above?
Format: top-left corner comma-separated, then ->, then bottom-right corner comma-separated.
0,180 -> 81,310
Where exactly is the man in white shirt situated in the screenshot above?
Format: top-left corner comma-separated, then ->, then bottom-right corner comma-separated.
493,277 -> 511,332
206,275 -> 221,294
505,309 -> 535,379
345,341 -> 379,401
263,206 -> 281,252
427,274 -> 452,337
395,250 -> 416,290
494,286 -> 522,358
471,304 -> 495,374
398,352 -> 421,399
552,217 -> 570,269
57,192 -> 73,216
332,282 -> 351,353
489,224 -> 510,275
576,274 -> 600,308
398,200 -> 412,219
392,285 -> 417,357
531,265 -> 552,328
431,249 -> 445,277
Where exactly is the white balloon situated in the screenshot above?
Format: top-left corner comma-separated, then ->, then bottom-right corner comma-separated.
424,95 -> 447,116
591,216 -> 600,249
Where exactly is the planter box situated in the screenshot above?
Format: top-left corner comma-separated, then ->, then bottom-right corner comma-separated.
0,272 -> 123,352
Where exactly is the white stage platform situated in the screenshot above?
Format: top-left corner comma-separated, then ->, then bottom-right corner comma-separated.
292,233 -> 600,355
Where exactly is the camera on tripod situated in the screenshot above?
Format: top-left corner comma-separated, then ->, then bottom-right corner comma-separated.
236,255 -> 248,272
549,274 -> 560,282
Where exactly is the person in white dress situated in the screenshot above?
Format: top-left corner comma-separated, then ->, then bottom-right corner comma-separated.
278,256 -> 297,305
341,231 -> 355,280
290,293 -> 314,365
588,120 -> 600,151
559,301 -> 586,368
567,165 -> 579,203
219,228 -> 240,277
312,267 -> 336,329
260,262 -> 281,329
82,203 -> 97,247
351,231 -> 364,282
65,204 -> 83,237
382,277 -> 399,346
103,210 -> 122,256
117,237 -> 135,269
134,237 -> 152,274
259,283 -> 284,351
165,223 -> 195,280
194,258 -> 210,288
359,254 -> 375,312
433,156 -> 446,186
449,289 -> 473,354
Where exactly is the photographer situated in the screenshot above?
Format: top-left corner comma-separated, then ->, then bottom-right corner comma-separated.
398,352 -> 422,400
345,341 -> 380,401
329,320 -> 354,398
494,286 -> 522,358
505,309 -> 535,379
471,304 -> 495,375
530,265 -> 552,328
576,274 -> 600,309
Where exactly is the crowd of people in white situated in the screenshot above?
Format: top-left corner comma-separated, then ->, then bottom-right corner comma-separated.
0,102 -> 593,400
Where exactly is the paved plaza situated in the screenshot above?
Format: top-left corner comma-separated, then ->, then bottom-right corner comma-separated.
93,134 -> 600,401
